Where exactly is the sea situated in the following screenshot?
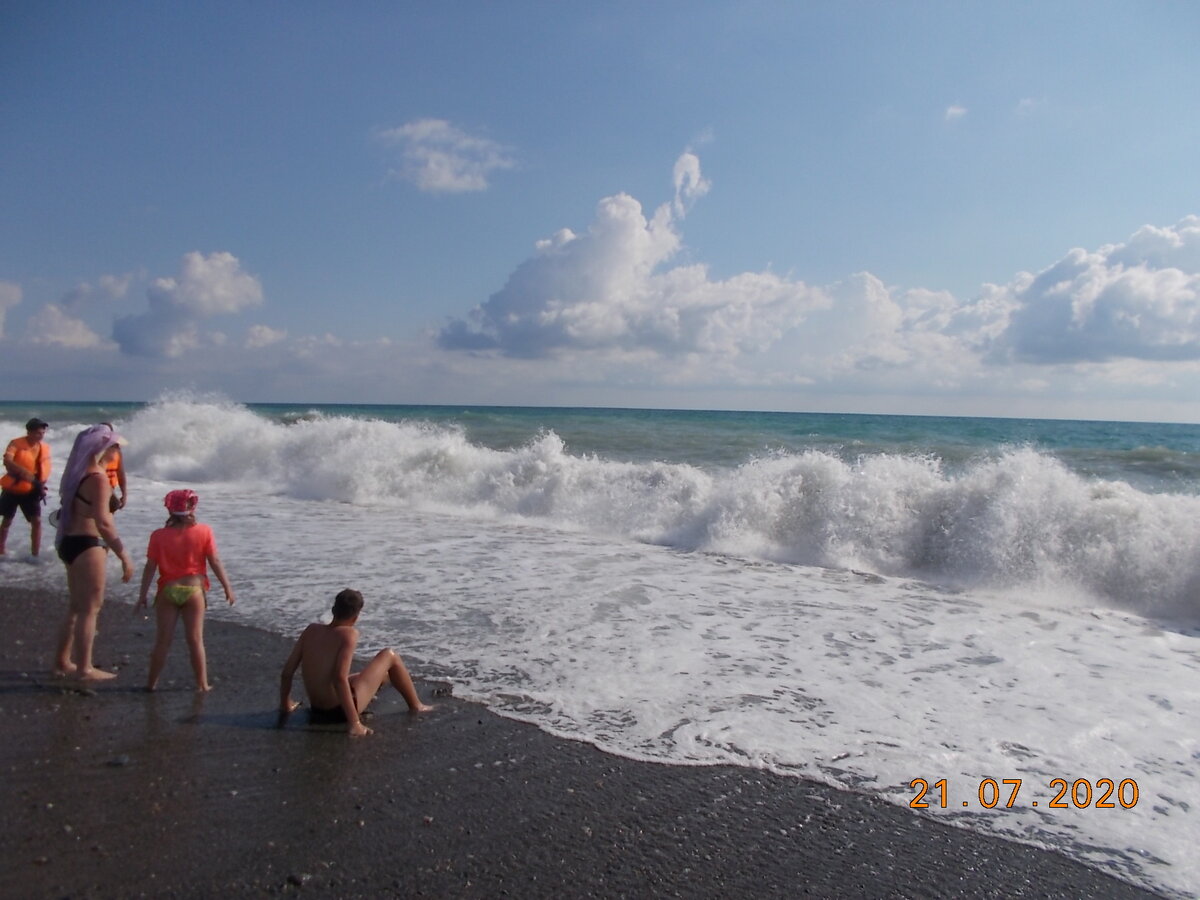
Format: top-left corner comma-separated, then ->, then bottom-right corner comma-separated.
2,394 -> 1198,897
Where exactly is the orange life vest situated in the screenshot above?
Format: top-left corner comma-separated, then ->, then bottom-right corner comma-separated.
106,447 -> 122,487
1,437 -> 50,495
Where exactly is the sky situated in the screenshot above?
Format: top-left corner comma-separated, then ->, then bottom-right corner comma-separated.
2,1 -> 1200,422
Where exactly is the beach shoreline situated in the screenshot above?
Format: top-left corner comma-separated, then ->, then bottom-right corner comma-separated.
0,586 -> 1165,899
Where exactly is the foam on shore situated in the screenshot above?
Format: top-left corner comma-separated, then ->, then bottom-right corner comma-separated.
0,586 -> 1165,899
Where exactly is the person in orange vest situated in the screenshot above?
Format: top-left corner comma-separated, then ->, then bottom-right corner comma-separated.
100,422 -> 127,512
0,417 -> 51,556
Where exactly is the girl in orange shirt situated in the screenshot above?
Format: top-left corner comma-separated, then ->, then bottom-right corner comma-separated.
136,489 -> 235,691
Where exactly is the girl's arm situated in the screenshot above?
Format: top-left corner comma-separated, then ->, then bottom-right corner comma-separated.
207,550 -> 235,606
136,558 -> 158,608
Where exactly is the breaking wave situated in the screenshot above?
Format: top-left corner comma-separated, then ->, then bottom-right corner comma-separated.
78,394 -> 1195,619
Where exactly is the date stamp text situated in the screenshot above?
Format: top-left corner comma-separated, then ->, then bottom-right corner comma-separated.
909,778 -> 1139,809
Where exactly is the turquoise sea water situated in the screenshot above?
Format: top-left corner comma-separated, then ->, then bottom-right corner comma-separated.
9,399 -> 1198,484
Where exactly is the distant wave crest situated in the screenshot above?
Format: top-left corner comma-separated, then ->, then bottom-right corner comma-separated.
121,394 -> 1200,617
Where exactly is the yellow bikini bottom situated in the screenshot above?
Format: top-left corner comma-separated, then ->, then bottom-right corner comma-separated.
157,584 -> 204,608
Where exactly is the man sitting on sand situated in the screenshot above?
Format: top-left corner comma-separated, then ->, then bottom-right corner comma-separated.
279,588 -> 433,736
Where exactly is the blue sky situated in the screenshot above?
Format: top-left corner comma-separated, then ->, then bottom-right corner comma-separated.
2,1 -> 1199,421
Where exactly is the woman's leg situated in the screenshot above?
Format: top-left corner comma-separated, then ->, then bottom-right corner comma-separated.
54,562 -> 78,675
53,614 -> 77,675
147,596 -> 182,691
68,547 -> 114,680
179,591 -> 209,691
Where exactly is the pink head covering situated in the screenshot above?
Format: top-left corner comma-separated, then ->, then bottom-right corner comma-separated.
55,424 -> 124,548
164,489 -> 198,516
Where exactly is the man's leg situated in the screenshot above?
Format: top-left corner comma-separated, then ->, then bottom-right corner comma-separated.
30,515 -> 41,556
350,649 -> 432,713
0,512 -> 12,554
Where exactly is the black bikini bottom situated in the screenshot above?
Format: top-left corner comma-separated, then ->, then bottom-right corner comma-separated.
57,535 -> 104,565
308,705 -> 349,725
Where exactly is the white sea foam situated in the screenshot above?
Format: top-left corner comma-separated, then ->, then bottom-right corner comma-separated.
45,395 -> 1198,618
4,397 -> 1199,896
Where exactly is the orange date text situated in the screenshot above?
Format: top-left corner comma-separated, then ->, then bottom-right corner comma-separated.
908,778 -> 1139,810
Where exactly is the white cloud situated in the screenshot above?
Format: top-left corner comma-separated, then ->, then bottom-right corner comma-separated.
60,282 -> 94,312
245,324 -> 287,348
1107,217 -> 1200,271
5,146 -> 1196,419
672,151 -> 710,216
99,273 -> 133,298
435,154 -> 1200,410
113,251 -> 263,358
377,119 -> 515,193
0,281 -> 21,337
61,272 -> 135,312
774,216 -> 1200,388
439,153 -> 826,359
24,304 -> 106,348
418,140 -> 1200,418
767,215 -> 1200,390
992,216 -> 1200,363
148,251 -> 263,316
944,104 -> 968,121
766,273 -> 988,389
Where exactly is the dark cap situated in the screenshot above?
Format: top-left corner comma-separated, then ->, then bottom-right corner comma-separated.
25,417 -> 49,431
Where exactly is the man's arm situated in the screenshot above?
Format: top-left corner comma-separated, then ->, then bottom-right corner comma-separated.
34,446 -> 49,498
279,631 -> 306,713
3,443 -> 31,481
334,630 -> 371,737
115,457 -> 127,507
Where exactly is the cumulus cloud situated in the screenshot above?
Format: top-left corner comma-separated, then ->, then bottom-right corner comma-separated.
767,273 -> 988,389
434,150 -> 1200,409
0,281 -> 21,337
113,251 -> 263,358
245,324 -> 287,349
61,272 -> 134,313
991,216 -> 1200,363
100,273 -> 134,298
377,119 -> 515,193
787,217 -> 1200,404
438,153 -> 826,359
772,216 -> 1200,383
24,304 -> 106,348
672,151 -> 710,216
944,104 -> 968,121
60,283 -> 94,313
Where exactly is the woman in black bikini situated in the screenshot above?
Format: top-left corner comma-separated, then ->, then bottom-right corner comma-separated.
53,424 -> 135,680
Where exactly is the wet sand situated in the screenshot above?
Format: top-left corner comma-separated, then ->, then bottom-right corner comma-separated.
0,586 -> 1163,898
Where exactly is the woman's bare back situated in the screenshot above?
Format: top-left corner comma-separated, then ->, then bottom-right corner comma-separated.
66,470 -> 109,536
